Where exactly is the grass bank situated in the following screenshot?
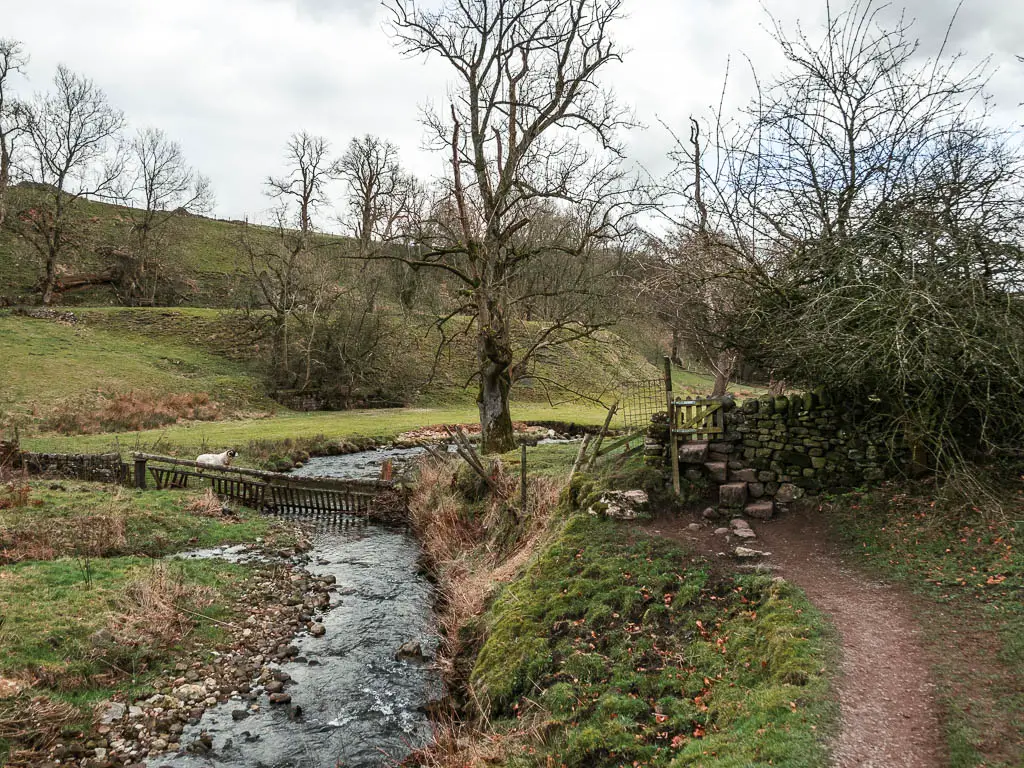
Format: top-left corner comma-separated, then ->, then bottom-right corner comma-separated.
0,312 -> 270,432
20,403 -> 611,458
405,451 -> 837,767
825,482 -> 1024,768
0,479 -> 300,765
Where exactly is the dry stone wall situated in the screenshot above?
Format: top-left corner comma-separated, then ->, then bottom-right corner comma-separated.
17,451 -> 129,483
646,390 -> 908,518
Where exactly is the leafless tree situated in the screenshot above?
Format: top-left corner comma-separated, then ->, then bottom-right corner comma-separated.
673,0 -> 1024,474
0,39 -> 28,231
385,0 -> 648,453
18,65 -> 124,304
338,134 -> 418,255
337,134 -> 423,311
116,127 -> 213,304
243,132 -> 342,387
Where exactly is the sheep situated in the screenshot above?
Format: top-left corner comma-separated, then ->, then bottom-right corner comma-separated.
196,449 -> 238,468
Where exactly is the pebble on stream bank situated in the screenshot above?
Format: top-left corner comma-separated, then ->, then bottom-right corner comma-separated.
30,534 -> 352,768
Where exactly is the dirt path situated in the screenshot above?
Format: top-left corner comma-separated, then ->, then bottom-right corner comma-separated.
646,507 -> 946,767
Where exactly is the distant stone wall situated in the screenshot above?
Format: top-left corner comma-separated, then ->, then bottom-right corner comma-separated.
646,390 -> 908,515
17,451 -> 129,484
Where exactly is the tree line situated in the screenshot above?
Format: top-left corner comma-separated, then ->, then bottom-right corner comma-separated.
2,0 -> 1022,468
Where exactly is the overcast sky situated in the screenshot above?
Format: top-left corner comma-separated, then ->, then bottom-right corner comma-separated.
4,0 -> 1022,222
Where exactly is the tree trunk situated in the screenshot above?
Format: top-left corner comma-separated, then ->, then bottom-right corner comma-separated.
477,321 -> 515,455
711,350 -> 738,397
478,362 -> 515,454
0,143 -> 9,231
41,256 -> 57,305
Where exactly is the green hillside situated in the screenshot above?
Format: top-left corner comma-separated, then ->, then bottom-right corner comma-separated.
0,185 -> 274,306
1,307 -> 658,440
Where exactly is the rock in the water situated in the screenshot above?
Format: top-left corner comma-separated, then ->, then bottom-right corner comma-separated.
396,640 -> 426,660
309,622 -> 326,637
231,709 -> 249,721
268,692 -> 292,705
587,489 -> 649,520
264,680 -> 284,694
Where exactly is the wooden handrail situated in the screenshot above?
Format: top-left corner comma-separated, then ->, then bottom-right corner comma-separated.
131,452 -> 392,492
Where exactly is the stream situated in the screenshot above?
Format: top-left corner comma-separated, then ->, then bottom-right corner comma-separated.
151,451 -> 442,768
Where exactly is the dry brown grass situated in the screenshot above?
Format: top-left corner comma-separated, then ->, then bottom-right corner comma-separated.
402,711 -> 508,767
0,479 -> 31,511
107,562 -> 214,648
407,452 -> 565,752
184,487 -> 225,517
0,489 -> 129,564
39,390 -> 223,435
0,695 -> 80,761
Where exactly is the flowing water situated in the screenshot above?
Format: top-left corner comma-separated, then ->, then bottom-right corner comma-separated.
151,451 -> 442,768
290,446 -> 432,482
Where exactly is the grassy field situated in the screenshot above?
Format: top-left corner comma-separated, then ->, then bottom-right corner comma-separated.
0,188 -> 262,305
0,312 -> 270,429
826,484 -> 1024,767
0,480 -> 300,762
20,402 -> 611,456
2,305 -> 665,447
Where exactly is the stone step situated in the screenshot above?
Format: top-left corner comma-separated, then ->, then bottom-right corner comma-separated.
678,441 -> 709,464
718,482 -> 748,508
704,461 -> 728,484
744,500 -> 775,520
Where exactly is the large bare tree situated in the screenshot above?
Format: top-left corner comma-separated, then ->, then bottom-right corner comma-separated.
117,127 -> 213,303
243,132 -> 341,387
0,39 -> 28,231
386,0 -> 645,452
338,134 -> 418,257
18,65 -> 124,304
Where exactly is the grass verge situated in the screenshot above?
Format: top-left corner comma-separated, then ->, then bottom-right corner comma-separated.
0,479 -> 300,764
405,452 -> 837,767
20,403 -> 612,458
465,514 -> 836,767
825,482 -> 1023,768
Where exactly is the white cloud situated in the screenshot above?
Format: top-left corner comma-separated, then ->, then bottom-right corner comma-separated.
3,0 -> 1020,220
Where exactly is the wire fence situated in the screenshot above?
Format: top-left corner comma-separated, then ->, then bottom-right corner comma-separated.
619,378 -> 666,432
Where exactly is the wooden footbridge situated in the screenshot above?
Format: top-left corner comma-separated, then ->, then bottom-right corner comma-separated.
131,453 -> 402,523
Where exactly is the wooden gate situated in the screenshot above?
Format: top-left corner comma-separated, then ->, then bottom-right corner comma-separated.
661,357 -> 728,496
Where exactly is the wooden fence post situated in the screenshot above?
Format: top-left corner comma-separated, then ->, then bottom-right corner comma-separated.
134,455 -> 148,490
520,443 -> 528,518
664,356 -> 681,496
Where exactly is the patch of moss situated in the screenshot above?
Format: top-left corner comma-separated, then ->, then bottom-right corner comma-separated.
465,514 -> 837,767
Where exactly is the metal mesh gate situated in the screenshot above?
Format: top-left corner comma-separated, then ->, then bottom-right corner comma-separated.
619,378 -> 666,432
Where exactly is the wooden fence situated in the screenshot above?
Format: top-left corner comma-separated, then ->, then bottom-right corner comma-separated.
132,453 -> 394,521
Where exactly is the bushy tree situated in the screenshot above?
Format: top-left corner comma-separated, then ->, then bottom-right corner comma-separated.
675,0 -> 1024,470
